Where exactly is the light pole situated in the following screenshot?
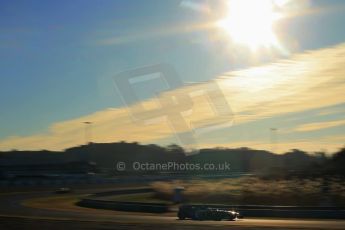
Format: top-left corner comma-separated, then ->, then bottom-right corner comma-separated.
83,121 -> 93,145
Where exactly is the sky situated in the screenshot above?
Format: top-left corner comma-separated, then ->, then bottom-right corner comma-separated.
1,0 -> 345,153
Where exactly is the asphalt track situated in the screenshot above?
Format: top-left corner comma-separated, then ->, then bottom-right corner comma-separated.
0,189 -> 345,230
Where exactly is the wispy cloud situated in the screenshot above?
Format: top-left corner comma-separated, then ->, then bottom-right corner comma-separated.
1,43 -> 345,152
95,22 -> 213,46
291,119 -> 345,132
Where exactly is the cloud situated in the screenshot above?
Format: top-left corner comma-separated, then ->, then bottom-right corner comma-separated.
95,22 -> 213,46
1,43 -> 345,151
291,119 -> 345,132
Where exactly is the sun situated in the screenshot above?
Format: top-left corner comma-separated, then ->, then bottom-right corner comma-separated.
217,0 -> 285,50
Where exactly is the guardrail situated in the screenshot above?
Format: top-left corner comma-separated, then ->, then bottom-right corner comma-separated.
77,199 -> 169,213
88,188 -> 153,197
77,187 -> 169,213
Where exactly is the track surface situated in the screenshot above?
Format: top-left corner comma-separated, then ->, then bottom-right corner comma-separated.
0,188 -> 345,230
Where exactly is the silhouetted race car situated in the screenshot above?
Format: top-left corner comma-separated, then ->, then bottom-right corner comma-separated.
178,205 -> 241,221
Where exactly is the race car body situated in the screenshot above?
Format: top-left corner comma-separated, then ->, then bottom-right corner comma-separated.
178,205 -> 241,221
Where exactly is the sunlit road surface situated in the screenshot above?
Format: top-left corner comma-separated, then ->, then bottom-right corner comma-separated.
0,189 -> 344,230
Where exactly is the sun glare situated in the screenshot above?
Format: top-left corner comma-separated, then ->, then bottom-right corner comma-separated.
217,0 -> 284,50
